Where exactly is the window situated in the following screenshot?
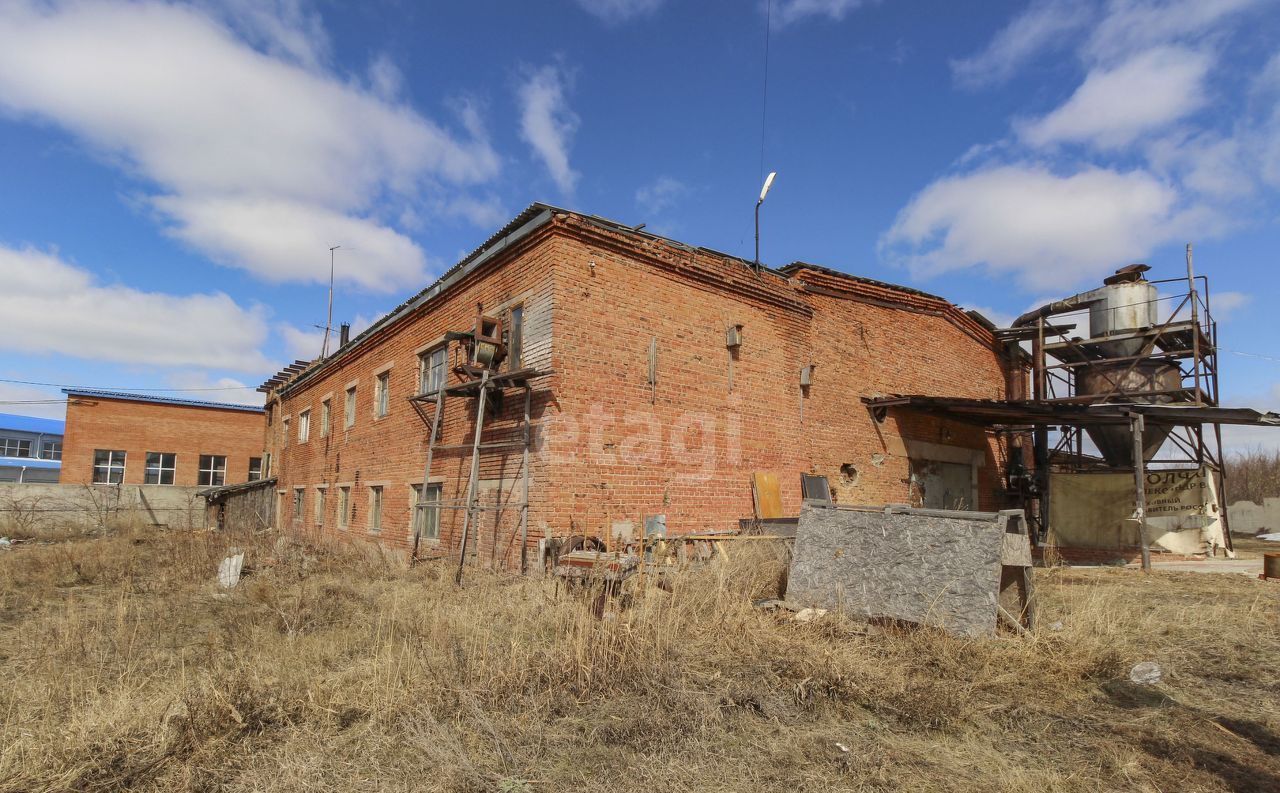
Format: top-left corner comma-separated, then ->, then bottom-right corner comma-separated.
315,487 -> 326,526
298,409 -> 311,443
368,485 -> 383,532
418,347 -> 446,395
198,455 -> 227,487
40,440 -> 61,461
320,399 -> 331,437
345,387 -> 356,428
412,483 -> 442,540
92,449 -> 126,484
282,417 -> 290,448
144,452 -> 176,485
1,437 -> 32,457
338,486 -> 350,529
293,487 -> 304,524
374,371 -> 390,417
248,457 -> 263,481
507,305 -> 524,371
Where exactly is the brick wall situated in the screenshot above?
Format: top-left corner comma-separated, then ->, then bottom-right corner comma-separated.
62,396 -> 264,486
267,211 -> 1014,567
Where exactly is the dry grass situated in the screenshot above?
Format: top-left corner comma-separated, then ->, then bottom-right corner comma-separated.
1,529 -> 1278,792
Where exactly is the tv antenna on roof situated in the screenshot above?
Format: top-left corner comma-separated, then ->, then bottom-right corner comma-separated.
321,245 -> 340,358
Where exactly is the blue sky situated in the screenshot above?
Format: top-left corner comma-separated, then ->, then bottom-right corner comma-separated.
0,0 -> 1278,448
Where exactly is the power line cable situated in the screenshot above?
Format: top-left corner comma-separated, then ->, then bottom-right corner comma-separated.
0,377 -> 259,392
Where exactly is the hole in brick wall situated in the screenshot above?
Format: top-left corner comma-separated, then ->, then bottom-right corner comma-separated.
840,463 -> 859,486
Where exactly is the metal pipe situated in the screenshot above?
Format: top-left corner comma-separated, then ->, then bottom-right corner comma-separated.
1187,243 -> 1202,406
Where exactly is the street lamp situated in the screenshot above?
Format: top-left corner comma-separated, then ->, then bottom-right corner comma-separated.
755,171 -> 776,270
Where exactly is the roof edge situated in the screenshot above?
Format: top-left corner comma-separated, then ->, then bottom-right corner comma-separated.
61,389 -> 264,413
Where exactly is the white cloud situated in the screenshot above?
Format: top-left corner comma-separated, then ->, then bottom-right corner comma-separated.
0,382 -> 66,421
0,1 -> 501,291
163,372 -> 264,406
635,176 -> 689,215
0,245 -> 272,372
206,0 -> 330,70
574,0 -> 665,24
152,195 -> 427,290
880,164 -> 1203,290
961,305 -> 1016,329
774,0 -> 870,26
1211,290 -> 1251,321
517,64 -> 580,196
1019,47 -> 1213,149
278,314 -> 378,361
367,52 -> 403,100
951,0 -> 1092,89
1084,0 -> 1262,63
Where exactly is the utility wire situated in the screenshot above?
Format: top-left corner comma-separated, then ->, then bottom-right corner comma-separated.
0,377 -> 258,392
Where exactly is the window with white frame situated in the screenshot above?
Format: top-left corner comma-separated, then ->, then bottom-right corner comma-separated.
41,440 -> 61,460
374,371 -> 390,417
298,409 -> 310,443
92,449 -> 126,484
315,487 -> 326,526
418,346 -> 446,395
338,486 -> 350,529
368,485 -> 383,532
144,452 -> 176,485
293,487 -> 304,524
345,387 -> 356,428
198,455 -> 226,487
248,457 -> 263,481
1,437 -> 32,457
320,399 -> 331,437
412,482 -> 442,540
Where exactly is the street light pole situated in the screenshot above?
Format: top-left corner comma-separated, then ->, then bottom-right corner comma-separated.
754,171 -> 776,270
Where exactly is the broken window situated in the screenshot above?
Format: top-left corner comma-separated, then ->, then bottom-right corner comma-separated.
338,486 -> 350,529
298,409 -> 310,443
375,372 -> 390,417
292,487 -> 304,524
418,347 -> 446,395
345,387 -> 356,428
320,399 -> 331,437
198,455 -> 226,487
92,449 -> 126,484
145,452 -> 176,485
315,487 -> 326,526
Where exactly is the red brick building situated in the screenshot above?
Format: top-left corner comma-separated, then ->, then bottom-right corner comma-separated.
264,205 -> 1018,568
61,389 -> 265,487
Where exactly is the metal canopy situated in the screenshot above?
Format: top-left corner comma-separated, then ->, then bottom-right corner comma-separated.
863,395 -> 1280,428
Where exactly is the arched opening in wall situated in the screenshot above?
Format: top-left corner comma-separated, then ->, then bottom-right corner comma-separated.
840,463 -> 859,486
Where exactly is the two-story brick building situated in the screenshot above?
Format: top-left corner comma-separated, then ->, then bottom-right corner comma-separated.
263,205 -> 1018,570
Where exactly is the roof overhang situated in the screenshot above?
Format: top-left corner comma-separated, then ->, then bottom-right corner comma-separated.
863,395 -> 1280,428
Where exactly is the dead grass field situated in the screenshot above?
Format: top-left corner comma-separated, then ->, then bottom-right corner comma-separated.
0,527 -> 1277,793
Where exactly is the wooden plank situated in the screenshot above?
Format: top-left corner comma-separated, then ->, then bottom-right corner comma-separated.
752,472 -> 784,519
